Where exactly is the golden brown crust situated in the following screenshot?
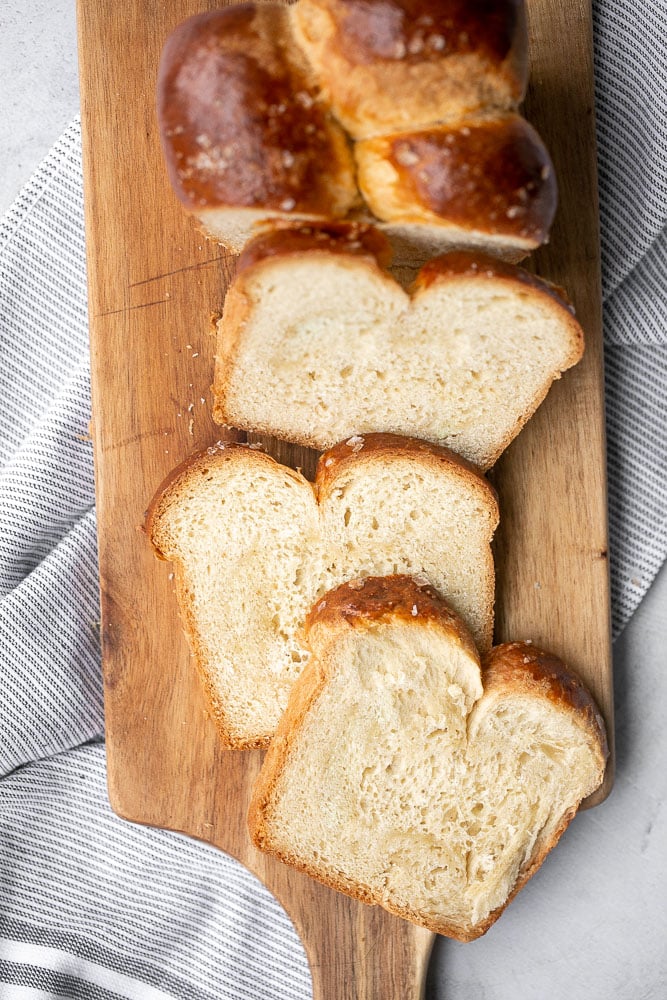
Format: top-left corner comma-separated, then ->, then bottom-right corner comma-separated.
305,575 -> 479,660
415,250 -> 572,308
329,0 -> 525,67
356,115 -> 557,244
315,431 -> 498,514
481,642 -> 610,766
157,5 -> 356,217
293,0 -> 528,138
234,222 -> 393,278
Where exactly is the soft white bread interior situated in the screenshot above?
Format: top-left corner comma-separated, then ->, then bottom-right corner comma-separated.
248,575 -> 608,941
146,435 -> 499,748
157,5 -> 358,253
291,0 -> 528,139
213,226 -> 584,470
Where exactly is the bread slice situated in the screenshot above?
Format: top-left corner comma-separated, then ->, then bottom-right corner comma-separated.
146,435 -> 499,748
213,227 -> 584,470
355,114 -> 557,265
157,6 -> 358,253
291,0 -> 528,140
248,575 -> 608,941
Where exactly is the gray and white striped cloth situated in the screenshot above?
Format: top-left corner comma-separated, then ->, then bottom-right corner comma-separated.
0,0 -> 665,997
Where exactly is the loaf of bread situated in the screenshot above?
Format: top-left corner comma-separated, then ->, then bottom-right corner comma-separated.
212,225 -> 584,469
146,435 -> 499,748
355,114 -> 557,264
157,6 -> 358,253
157,0 -> 555,261
248,575 -> 608,941
292,0 -> 528,139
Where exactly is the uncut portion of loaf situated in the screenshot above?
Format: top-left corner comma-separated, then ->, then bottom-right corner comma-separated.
157,1 -> 556,261
291,0 -> 528,139
213,227 -> 584,469
157,5 -> 358,253
355,114 -> 557,265
146,436 -> 498,748
249,576 -> 608,941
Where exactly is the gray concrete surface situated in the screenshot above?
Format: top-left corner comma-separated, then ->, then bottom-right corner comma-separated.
1,3 -> 665,998
0,2 -> 79,216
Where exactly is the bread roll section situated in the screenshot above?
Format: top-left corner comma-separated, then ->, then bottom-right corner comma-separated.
157,0 -> 556,261
248,575 -> 607,941
292,0 -> 528,138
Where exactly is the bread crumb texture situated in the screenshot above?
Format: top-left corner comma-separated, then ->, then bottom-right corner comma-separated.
146,438 -> 498,746
214,243 -> 583,469
249,577 -> 608,941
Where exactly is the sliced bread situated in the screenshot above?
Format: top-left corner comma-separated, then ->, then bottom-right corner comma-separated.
213,227 -> 584,469
157,2 -> 556,261
146,435 -> 498,748
248,575 -> 608,941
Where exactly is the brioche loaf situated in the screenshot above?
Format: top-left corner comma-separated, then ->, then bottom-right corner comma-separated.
212,226 -> 584,469
146,435 -> 499,748
157,0 -> 556,261
291,0 -> 528,139
355,114 -> 557,264
157,5 -> 357,252
248,575 -> 608,941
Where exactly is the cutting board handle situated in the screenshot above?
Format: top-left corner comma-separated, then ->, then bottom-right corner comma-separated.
266,867 -> 435,999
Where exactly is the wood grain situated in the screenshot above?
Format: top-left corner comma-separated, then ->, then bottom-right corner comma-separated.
76,0 -> 613,995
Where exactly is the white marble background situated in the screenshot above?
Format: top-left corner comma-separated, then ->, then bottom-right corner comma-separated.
1,2 -> 666,998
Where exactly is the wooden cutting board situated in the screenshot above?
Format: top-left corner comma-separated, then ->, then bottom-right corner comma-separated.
77,0 -> 613,995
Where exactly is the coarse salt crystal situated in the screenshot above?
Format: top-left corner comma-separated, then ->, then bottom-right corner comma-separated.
345,435 -> 365,451
395,146 -> 420,167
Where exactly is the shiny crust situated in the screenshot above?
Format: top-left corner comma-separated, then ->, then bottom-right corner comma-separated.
234,222 -> 393,278
157,5 -> 356,217
356,115 -> 557,244
415,250 -> 572,307
481,642 -> 609,765
292,0 -> 528,138
249,595 -> 608,941
316,431 -> 498,511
